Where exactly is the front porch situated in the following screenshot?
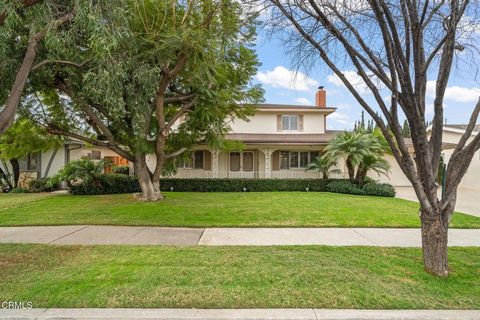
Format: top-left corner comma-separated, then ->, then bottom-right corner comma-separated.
171,148 -> 344,179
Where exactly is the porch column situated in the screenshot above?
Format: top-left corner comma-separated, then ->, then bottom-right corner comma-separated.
212,150 -> 220,178
260,148 -> 274,178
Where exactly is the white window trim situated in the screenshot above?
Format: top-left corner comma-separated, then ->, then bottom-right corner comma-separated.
281,115 -> 299,131
280,151 -> 318,170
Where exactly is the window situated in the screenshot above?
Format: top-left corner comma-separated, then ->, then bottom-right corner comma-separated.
300,151 -> 309,167
279,151 -> 321,169
194,151 -> 204,169
82,150 -> 102,160
280,151 -> 289,169
281,115 -> 299,131
230,152 -> 241,171
180,151 -> 204,169
18,152 -> 40,171
243,152 -> 254,172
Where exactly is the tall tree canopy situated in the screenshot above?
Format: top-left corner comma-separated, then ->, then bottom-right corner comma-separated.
25,0 -> 263,200
254,0 -> 480,276
0,0 -> 78,134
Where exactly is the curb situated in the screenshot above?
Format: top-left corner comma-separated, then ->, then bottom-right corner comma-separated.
1,309 -> 480,320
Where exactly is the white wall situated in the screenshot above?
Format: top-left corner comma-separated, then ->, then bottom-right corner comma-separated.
230,111 -> 326,134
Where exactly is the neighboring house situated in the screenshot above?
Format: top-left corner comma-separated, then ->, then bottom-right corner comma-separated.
429,124 -> 480,190
0,141 -> 128,188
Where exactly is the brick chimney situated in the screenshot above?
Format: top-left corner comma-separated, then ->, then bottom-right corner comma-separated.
315,86 -> 326,108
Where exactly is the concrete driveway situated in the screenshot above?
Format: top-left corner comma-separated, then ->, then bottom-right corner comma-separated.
395,186 -> 480,218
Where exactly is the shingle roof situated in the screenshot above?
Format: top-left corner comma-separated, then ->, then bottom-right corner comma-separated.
257,103 -> 336,111
225,131 -> 341,145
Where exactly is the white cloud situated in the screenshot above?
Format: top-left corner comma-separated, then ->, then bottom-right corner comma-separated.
329,112 -> 352,125
427,81 -> 480,103
294,97 -> 312,105
327,70 -> 378,94
255,66 -> 319,92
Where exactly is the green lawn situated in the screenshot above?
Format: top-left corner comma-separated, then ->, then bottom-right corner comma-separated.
0,244 -> 478,309
1,192 -> 479,228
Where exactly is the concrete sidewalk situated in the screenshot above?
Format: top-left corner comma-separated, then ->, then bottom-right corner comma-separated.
1,225 -> 479,247
1,308 -> 479,320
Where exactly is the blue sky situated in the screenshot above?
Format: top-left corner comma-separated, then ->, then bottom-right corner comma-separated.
252,28 -> 480,131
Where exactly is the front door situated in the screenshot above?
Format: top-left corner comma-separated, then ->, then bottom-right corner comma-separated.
229,151 -> 254,178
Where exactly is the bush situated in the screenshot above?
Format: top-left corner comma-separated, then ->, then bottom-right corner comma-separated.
362,182 -> 396,197
112,166 -> 129,175
161,178 -> 332,192
69,174 -> 139,195
326,180 -> 365,195
10,187 -> 30,193
67,176 -> 395,197
28,178 -> 59,193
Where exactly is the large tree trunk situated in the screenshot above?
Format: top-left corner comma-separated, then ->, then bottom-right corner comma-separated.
355,165 -> 368,186
421,212 -> 449,277
10,158 -> 20,188
134,154 -> 163,201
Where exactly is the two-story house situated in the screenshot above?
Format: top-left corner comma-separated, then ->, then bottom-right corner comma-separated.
169,87 -> 338,179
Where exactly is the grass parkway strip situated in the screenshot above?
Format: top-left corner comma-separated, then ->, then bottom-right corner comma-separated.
1,192 -> 480,228
0,244 -> 479,309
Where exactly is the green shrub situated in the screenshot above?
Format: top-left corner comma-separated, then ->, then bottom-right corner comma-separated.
69,174 -> 139,195
51,159 -> 105,188
161,179 -> 332,192
68,176 -> 395,197
362,182 -> 396,197
28,178 -> 59,193
326,180 -> 365,195
10,187 -> 30,193
112,166 -> 129,175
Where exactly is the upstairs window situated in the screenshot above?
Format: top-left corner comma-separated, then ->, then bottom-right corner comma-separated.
281,115 -> 299,131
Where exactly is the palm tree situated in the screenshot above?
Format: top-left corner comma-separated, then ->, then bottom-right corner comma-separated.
306,154 -> 341,179
326,130 -> 390,184
325,131 -> 371,182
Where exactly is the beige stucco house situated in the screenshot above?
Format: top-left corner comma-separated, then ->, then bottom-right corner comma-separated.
160,87 -> 339,179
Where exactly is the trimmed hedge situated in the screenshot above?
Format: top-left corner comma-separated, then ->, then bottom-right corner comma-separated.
68,175 -> 395,197
162,178 -> 331,192
69,174 -> 140,195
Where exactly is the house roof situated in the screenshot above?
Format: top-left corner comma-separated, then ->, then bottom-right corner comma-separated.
225,131 -> 341,145
255,103 -> 336,114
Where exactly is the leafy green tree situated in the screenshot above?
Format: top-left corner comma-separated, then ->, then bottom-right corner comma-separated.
0,0 -> 78,134
401,119 -> 411,138
306,154 -> 340,179
25,0 -> 262,200
0,118 -> 62,187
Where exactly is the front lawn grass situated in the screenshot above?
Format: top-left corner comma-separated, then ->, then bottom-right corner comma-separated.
0,244 -> 478,309
1,192 -> 479,228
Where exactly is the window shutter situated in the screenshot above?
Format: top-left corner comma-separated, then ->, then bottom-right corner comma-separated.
203,150 -> 212,171
272,151 -> 280,171
298,115 -> 304,132
277,115 -> 282,132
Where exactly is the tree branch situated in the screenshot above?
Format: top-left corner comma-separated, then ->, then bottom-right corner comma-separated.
31,58 -> 93,71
